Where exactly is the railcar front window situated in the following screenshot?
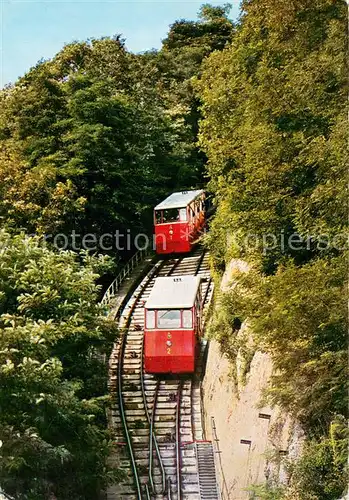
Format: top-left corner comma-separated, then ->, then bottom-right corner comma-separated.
179,208 -> 187,221
155,211 -> 162,224
157,309 -> 181,328
146,310 -> 155,329
163,209 -> 179,223
182,310 -> 193,328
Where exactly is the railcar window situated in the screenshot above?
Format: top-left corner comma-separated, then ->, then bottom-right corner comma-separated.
163,209 -> 179,223
182,310 -> 193,328
146,310 -> 155,329
179,208 -> 187,221
157,309 -> 181,328
155,211 -> 162,224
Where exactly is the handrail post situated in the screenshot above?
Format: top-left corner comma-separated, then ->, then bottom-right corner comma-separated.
211,416 -> 223,500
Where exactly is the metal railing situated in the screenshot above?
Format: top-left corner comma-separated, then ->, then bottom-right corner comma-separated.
211,416 -> 225,500
101,245 -> 154,305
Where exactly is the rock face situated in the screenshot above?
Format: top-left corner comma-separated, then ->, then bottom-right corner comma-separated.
201,261 -> 304,500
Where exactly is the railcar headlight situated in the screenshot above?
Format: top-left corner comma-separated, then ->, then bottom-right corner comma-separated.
166,340 -> 172,347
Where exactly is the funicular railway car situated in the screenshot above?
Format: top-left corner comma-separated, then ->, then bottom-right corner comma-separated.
154,190 -> 206,254
144,276 -> 202,374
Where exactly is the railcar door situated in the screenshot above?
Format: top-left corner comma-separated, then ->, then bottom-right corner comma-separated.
188,202 -> 196,241
194,290 -> 202,338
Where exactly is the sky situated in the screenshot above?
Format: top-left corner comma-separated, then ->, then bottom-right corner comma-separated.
0,0 -> 241,87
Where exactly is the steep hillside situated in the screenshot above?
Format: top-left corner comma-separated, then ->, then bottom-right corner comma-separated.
197,0 -> 348,497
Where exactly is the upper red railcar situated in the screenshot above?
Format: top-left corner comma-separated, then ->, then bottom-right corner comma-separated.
144,276 -> 202,374
154,190 -> 206,254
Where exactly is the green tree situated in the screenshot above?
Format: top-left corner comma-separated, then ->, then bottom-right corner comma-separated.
0,141 -> 86,234
286,417 -> 348,499
133,4 -> 235,191
199,3 -> 233,22
0,8 -> 235,243
163,3 -> 233,51
197,0 -> 348,496
198,0 -> 347,265
0,230 -> 119,499
0,37 -> 198,242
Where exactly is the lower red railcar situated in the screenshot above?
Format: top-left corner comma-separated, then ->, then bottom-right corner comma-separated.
144,276 -> 202,374
154,190 -> 206,254
144,330 -> 196,373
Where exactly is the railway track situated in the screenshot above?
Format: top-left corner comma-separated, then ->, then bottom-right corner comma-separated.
108,248 -> 214,500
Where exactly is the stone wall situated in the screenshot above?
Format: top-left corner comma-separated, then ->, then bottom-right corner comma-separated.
201,261 -> 304,499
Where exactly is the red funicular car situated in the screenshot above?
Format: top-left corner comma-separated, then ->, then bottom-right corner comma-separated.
154,190 -> 206,254
144,276 -> 202,374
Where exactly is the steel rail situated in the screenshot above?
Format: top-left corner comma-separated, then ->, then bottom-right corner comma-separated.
148,380 -> 160,492
175,381 -> 183,500
140,338 -> 166,494
115,248 -> 210,500
145,482 -> 152,500
202,277 -> 212,308
194,248 -> 206,276
167,257 -> 182,276
190,373 -> 196,445
171,249 -> 207,500
167,478 -> 172,500
117,327 -> 142,499
191,248 -> 208,441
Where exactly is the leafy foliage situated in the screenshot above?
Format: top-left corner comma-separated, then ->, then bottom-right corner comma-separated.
0,5 -> 237,497
133,4 -> 235,191
1,1 -> 346,497
250,417 -> 348,500
0,8 -> 235,246
198,0 -> 347,264
163,3 -> 234,51
0,230 -> 119,499
222,258 -> 347,426
0,38 -> 197,241
197,0 -> 348,496
0,141 -> 86,234
286,417 -> 348,499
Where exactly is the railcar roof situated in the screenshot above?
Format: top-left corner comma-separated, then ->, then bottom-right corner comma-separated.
145,276 -> 201,309
154,190 -> 204,210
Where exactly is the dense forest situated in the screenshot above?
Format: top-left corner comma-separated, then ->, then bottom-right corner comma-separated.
198,0 -> 348,498
0,1 -> 347,499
